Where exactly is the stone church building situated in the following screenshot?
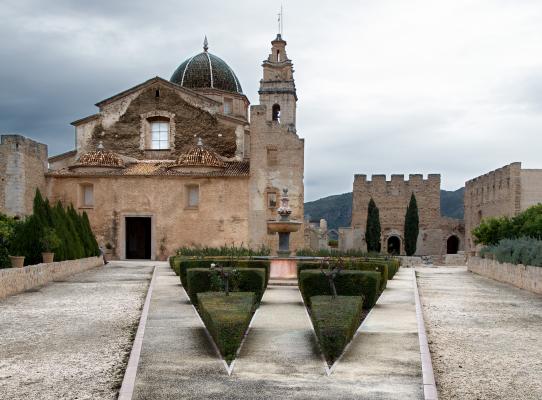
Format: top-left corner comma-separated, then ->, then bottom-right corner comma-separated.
0,34 -> 305,260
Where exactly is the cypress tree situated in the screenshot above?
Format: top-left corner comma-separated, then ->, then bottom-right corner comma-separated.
365,198 -> 381,253
404,193 -> 419,256
68,205 -> 91,257
51,202 -> 70,261
82,211 -> 100,256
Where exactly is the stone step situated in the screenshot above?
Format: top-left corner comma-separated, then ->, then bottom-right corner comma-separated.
268,278 -> 298,286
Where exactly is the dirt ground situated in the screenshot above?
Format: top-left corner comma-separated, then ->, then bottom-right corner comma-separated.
417,266 -> 542,400
0,262 -> 152,400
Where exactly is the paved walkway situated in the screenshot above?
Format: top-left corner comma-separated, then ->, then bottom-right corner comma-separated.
132,265 -> 423,399
417,266 -> 542,400
0,262 -> 153,400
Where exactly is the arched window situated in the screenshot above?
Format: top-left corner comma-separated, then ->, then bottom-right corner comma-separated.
272,104 -> 281,122
276,49 -> 281,62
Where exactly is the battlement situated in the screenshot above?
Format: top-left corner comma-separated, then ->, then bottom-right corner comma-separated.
1,134 -> 48,161
465,162 -> 521,188
354,173 -> 441,187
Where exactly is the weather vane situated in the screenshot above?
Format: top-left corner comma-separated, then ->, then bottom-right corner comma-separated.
277,5 -> 283,35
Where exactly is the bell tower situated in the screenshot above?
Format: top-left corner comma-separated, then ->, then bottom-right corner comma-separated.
258,34 -> 297,130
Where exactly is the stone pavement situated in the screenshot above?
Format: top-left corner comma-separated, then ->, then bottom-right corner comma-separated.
131,265 -> 423,399
417,266 -> 542,400
0,262 -> 153,400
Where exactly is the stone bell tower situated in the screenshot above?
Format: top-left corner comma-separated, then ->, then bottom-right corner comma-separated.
248,33 -> 304,254
258,34 -> 297,130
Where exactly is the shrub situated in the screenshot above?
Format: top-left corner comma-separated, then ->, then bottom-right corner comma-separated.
295,248 -> 372,257
186,267 -> 266,305
197,292 -> 255,363
310,295 -> 364,365
473,203 -> 542,245
299,269 -> 380,309
480,237 -> 542,267
404,193 -> 419,256
0,213 -> 16,268
179,258 -> 270,288
176,244 -> 271,257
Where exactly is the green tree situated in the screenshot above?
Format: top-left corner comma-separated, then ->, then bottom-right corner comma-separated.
404,193 -> 419,256
365,198 -> 381,253
82,211 -> 100,256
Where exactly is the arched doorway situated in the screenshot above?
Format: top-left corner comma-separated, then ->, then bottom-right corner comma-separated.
447,235 -> 459,254
387,236 -> 401,255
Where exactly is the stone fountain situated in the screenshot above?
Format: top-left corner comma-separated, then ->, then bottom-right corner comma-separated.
267,188 -> 302,278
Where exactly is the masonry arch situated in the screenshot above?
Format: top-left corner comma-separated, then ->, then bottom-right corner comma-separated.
272,104 -> 281,122
387,236 -> 401,255
447,235 -> 460,254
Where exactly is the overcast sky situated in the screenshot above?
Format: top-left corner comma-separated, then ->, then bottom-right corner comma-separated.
1,1 -> 541,201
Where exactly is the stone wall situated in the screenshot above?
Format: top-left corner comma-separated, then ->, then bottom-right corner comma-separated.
47,176 -> 250,259
468,256 -> 542,295
0,135 -> 48,217
0,256 -> 103,300
348,173 -> 464,256
464,163 -> 542,254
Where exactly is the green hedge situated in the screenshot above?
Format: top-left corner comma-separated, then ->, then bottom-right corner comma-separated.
176,245 -> 271,257
177,258 -> 270,288
197,292 -> 255,363
186,267 -> 266,305
297,258 -> 399,292
299,270 -> 380,309
310,295 -> 364,365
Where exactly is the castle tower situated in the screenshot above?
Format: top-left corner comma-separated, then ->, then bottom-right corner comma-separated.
248,33 -> 305,254
258,34 -> 297,129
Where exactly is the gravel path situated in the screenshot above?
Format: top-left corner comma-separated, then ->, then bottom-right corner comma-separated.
0,262 -> 153,400
417,266 -> 542,400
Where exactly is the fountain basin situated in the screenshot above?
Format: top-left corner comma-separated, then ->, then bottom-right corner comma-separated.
267,220 -> 302,233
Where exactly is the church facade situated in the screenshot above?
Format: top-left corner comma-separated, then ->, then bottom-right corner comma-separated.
0,34 -> 305,260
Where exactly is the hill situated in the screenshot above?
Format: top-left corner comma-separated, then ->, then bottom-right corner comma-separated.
304,188 -> 464,230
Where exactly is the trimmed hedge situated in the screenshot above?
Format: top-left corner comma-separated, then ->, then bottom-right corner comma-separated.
299,270 -> 380,309
197,292 -> 255,363
310,295 -> 364,365
186,267 -> 266,305
175,257 -> 270,288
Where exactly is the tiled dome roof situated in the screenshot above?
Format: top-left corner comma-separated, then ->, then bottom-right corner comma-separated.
75,148 -> 125,168
176,140 -> 225,168
170,37 -> 243,94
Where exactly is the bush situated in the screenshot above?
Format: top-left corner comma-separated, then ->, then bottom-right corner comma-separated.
186,267 -> 266,305
295,248 -> 372,257
310,295 -> 364,365
176,244 -> 271,257
178,258 -> 270,288
473,203 -> 542,245
299,269 -> 380,309
0,214 -> 16,268
197,292 -> 255,363
480,237 -> 542,267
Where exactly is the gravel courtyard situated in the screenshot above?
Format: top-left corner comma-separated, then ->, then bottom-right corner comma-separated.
0,262 -> 153,400
417,266 -> 542,400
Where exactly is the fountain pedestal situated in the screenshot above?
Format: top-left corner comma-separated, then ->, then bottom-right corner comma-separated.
266,188 -> 302,279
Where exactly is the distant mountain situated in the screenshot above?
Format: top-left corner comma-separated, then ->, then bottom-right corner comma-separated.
440,187 -> 464,219
304,192 -> 352,231
304,188 -> 464,230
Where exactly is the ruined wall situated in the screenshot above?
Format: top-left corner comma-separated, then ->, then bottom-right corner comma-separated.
520,169 -> 542,210
47,175 -> 250,259
464,163 -> 522,254
0,135 -> 48,217
248,105 -> 305,254
79,84 -> 240,159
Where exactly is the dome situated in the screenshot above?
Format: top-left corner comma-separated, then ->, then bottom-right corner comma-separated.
175,139 -> 225,168
170,37 -> 243,94
73,144 -> 125,168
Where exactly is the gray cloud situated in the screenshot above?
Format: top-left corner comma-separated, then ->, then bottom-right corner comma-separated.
1,0 -> 542,201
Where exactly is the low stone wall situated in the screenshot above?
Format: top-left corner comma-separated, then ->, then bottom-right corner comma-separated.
445,253 -> 466,266
0,256 -> 104,300
468,256 -> 542,295
398,256 -> 423,267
